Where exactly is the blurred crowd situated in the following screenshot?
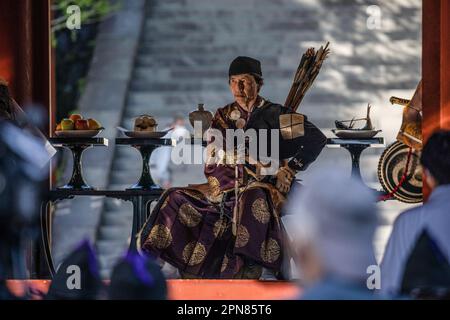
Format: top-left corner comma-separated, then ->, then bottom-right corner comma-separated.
285,130 -> 450,299
1,78 -> 450,300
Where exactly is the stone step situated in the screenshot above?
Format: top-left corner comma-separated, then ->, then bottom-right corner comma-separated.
100,213 -> 133,227
96,240 -> 129,256
137,44 -> 279,56
109,170 -> 141,184
144,18 -> 320,34
98,257 -> 126,274
99,245 -> 129,259
148,0 -> 327,10
142,31 -> 322,44
101,206 -> 132,216
103,198 -> 127,211
145,1 -> 419,22
131,67 -> 419,89
346,78 -> 419,91
135,54 -> 279,68
98,254 -> 127,275
133,67 -> 295,80
129,80 -> 227,92
145,7 -> 318,20
98,225 -> 131,241
112,157 -> 144,170
126,92 -> 230,109
134,57 -> 418,76
147,0 -> 318,11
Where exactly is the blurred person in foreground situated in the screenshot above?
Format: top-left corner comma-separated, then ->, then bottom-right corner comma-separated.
284,169 -> 380,299
381,131 -> 450,298
0,78 -> 52,298
109,251 -> 167,300
0,77 -> 56,162
45,240 -> 104,300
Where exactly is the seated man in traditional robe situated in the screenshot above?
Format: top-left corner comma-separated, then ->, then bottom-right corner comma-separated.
138,56 -> 327,279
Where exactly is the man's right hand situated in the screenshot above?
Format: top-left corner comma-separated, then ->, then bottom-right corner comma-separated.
275,165 -> 296,194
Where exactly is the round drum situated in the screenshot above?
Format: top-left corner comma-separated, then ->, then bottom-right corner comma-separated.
378,141 -> 422,203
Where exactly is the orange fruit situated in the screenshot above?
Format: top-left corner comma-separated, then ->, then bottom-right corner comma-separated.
69,113 -> 83,122
87,118 -> 102,130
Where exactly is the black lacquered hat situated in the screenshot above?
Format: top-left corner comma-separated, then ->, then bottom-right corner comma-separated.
229,56 -> 262,77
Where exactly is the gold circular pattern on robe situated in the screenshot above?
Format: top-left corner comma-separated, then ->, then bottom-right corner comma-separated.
182,241 -> 207,266
236,118 -> 246,129
235,225 -> 250,248
178,203 -> 202,227
221,255 -> 229,273
148,224 -> 172,249
213,217 -> 229,239
160,195 -> 170,210
251,198 -> 270,224
230,109 -> 241,121
260,238 -> 280,264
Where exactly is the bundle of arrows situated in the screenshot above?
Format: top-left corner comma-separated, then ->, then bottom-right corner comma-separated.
284,41 -> 330,112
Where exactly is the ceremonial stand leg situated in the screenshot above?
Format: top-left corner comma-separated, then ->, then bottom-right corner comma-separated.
59,145 -> 93,190
129,196 -> 141,252
341,144 -> 386,197
128,196 -> 154,252
129,145 -> 159,190
36,200 -> 55,278
128,195 -> 163,253
141,196 -> 157,227
139,197 -> 148,230
341,144 -> 369,181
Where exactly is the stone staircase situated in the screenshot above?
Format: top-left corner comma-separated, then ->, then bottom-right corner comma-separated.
94,0 -> 422,277
131,0 -> 421,188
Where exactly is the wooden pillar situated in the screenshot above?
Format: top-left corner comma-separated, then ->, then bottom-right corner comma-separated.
422,0 -> 450,199
423,0 -> 450,137
0,0 -> 52,278
440,0 -> 450,130
0,0 -> 52,133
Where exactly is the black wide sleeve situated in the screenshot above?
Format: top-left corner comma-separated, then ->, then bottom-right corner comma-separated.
246,102 -> 327,171
287,118 -> 327,171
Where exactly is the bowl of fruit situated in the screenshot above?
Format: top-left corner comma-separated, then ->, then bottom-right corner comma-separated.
55,114 -> 104,137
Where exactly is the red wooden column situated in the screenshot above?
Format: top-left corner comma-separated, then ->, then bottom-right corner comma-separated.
0,0 -> 52,133
440,0 -> 450,129
423,0 -> 450,137
422,0 -> 450,198
0,0 -> 52,277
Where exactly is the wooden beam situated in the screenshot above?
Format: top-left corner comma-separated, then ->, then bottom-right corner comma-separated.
422,0 -> 441,141
422,0 -> 450,199
423,0 -> 450,138
440,0 -> 450,130
6,280 -> 301,300
0,0 -> 51,133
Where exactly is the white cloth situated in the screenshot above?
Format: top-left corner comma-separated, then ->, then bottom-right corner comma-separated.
380,185 -> 450,297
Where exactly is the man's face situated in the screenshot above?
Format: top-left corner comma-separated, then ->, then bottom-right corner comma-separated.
229,74 -> 258,106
